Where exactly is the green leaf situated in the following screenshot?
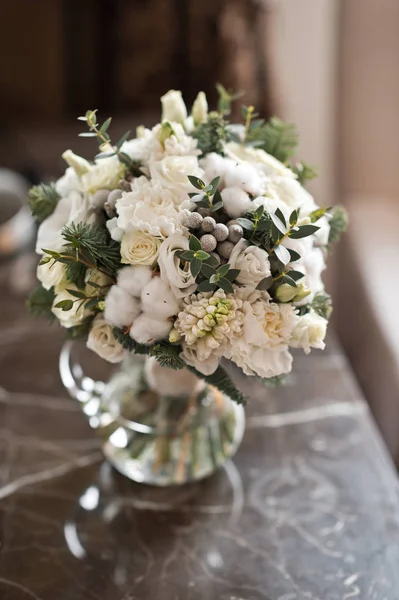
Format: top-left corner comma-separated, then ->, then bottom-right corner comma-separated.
28,184 -> 60,223
218,277 -> 234,293
308,207 -> 331,223
197,280 -> 217,292
289,225 -> 320,239
256,276 -> 273,291
177,250 -> 195,261
275,208 -> 287,227
274,244 -> 291,265
328,206 -> 348,248
281,275 -> 297,287
95,151 -> 116,160
84,297 -> 100,310
209,274 -> 219,284
66,288 -> 87,299
204,254 -> 220,268
195,250 -> 210,261
190,258 -> 202,278
255,205 -> 264,218
287,270 -> 304,281
116,130 -> 131,150
201,263 -> 217,278
209,176 -> 220,195
237,218 -> 254,231
224,268 -> 240,282
311,292 -> 333,320
270,213 -> 287,235
246,117 -> 298,162
188,175 -> 205,190
211,201 -> 224,212
289,209 -> 299,226
192,113 -> 229,156
189,235 -> 201,251
54,299 -> 73,312
288,249 -> 301,262
27,285 -> 56,322
100,117 -> 112,134
217,263 -> 230,277
292,161 -> 318,185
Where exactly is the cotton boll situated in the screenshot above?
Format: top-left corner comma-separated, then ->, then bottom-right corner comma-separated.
117,266 -> 153,297
129,314 -> 172,345
221,187 -> 253,218
104,285 -> 141,328
106,217 -> 124,242
225,162 -> 264,195
200,153 -> 235,185
140,277 -> 180,319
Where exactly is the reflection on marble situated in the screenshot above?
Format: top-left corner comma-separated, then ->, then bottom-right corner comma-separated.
1,258 -> 399,599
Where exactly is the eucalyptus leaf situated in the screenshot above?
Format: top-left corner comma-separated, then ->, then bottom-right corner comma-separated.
289,225 -> 320,239
116,130 -> 131,150
224,268 -> 240,282
189,235 -> 201,251
195,250 -> 210,261
287,270 -> 305,281
274,244 -> 291,265
177,250 -> 194,261
190,258 -> 202,278
201,263 -> 216,278
288,249 -> 301,262
256,276 -> 273,291
54,299 -> 73,311
197,280 -> 217,293
218,277 -> 234,293
66,289 -> 87,299
237,218 -> 254,231
275,208 -> 287,227
270,213 -> 287,235
187,175 -> 205,190
217,263 -> 230,277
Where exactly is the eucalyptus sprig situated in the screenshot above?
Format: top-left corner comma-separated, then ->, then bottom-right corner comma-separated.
188,175 -> 223,212
216,83 -> 244,117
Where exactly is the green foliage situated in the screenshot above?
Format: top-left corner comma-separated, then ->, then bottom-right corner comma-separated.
309,206 -> 331,223
258,374 -> 288,387
246,117 -> 298,163
27,285 -> 55,322
67,316 -> 95,340
193,113 -> 229,156
112,327 -> 150,355
292,161 -> 318,185
149,343 -> 186,370
62,222 -> 121,276
188,364 -> 246,405
311,292 -> 333,320
216,83 -> 244,116
28,184 -> 60,223
328,206 -> 348,247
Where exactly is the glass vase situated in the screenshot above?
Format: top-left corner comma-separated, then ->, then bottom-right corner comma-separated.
59,341 -> 245,486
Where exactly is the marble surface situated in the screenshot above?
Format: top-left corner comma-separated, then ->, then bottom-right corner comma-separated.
1,257 -> 399,600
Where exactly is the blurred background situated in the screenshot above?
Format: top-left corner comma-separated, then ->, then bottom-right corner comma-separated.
1,0 -> 398,461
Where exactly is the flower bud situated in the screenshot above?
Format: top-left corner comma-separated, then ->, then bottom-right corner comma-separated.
159,121 -> 175,145
161,90 -> 187,124
62,150 -> 91,177
275,283 -> 298,303
192,91 -> 208,125
293,282 -> 311,302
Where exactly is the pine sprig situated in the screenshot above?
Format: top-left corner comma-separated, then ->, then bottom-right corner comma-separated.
28,184 -> 60,222
112,327 -> 150,355
193,112 -> 229,156
188,364 -> 246,405
149,343 -> 186,370
27,285 -> 56,322
292,161 -> 318,185
246,117 -> 298,162
328,206 -> 348,247
62,222 -> 121,276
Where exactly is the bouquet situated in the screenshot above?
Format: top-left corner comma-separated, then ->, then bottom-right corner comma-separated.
28,87 -> 347,404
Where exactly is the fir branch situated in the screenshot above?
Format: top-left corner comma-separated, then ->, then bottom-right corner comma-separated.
193,113 -> 229,156
149,343 -> 186,370
246,117 -> 298,163
64,259 -> 87,289
188,364 -> 246,405
292,161 -> 317,185
27,285 -> 56,322
61,222 -> 121,277
28,184 -> 60,222
112,327 -> 150,355
328,206 -> 348,248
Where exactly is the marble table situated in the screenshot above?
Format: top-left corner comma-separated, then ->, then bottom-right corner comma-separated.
1,257 -> 399,600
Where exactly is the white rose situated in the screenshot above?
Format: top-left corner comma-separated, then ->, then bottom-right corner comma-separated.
161,90 -> 188,124
140,277 -> 180,319
87,316 -> 126,363
221,187 -> 253,219
36,191 -> 92,254
290,311 -> 327,353
149,155 -> 203,196
51,286 -> 89,329
37,259 -> 66,290
181,344 -> 220,376
192,91 -> 208,125
224,142 -> 296,179
117,266 -> 153,297
129,313 -> 172,345
229,239 -> 271,286
104,285 -> 141,328
158,232 -> 197,298
81,155 -> 126,196
120,231 -> 160,266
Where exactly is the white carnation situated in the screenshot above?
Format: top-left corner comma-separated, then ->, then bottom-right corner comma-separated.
104,285 -> 141,328
149,155 -> 203,198
290,311 -> 327,353
221,187 -> 253,219
117,266 -> 153,297
37,259 -> 65,290
120,230 -> 160,266
229,239 -> 271,286
224,142 -> 295,179
87,316 -> 126,363
181,344 -> 220,376
129,314 -> 172,345
161,90 -> 187,124
158,232 -> 197,298
140,277 -> 180,319
81,155 -> 126,196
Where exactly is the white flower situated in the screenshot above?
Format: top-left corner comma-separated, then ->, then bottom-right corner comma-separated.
87,316 -> 126,363
149,155 -> 203,197
129,314 -> 172,344
55,167 -> 82,197
226,342 -> 293,379
221,187 -> 253,219
51,285 -> 89,329
313,215 -> 330,247
192,91 -> 208,125
140,277 -> 180,319
200,153 -> 236,186
120,230 -> 160,266
121,129 -> 154,164
224,162 -> 267,196
37,259 -> 65,290
35,191 -> 92,254
161,90 -> 187,124
158,232 -> 197,298
288,246 -> 326,304
115,177 -> 187,238
104,285 -> 141,328
251,195 -> 289,220
117,266 -> 153,297
81,155 -> 126,196
106,217 -> 124,242
229,239 -> 271,286
62,150 -> 91,177
181,344 -> 220,376
224,142 -> 295,179
266,177 -> 317,216
290,311 -> 327,353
